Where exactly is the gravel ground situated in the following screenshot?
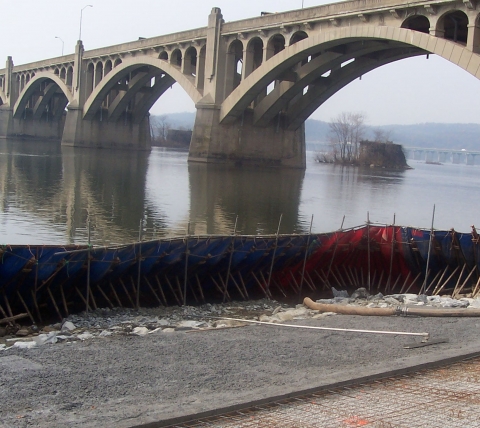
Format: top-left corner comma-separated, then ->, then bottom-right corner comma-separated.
2,301 -> 480,427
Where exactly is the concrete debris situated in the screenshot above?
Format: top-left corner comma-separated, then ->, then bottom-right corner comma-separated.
132,327 -> 150,336
77,332 -> 94,341
12,341 -> 37,349
332,287 -> 349,298
61,321 -> 76,332
33,332 -> 58,346
351,288 -> 370,300
2,293 -> 480,351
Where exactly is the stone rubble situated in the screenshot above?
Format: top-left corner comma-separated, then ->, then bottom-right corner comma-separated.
1,290 -> 480,351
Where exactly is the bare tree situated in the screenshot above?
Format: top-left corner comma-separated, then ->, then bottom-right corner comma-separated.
328,112 -> 366,163
372,128 -> 393,144
151,115 -> 171,144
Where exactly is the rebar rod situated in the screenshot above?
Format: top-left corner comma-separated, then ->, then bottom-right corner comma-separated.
213,316 -> 429,340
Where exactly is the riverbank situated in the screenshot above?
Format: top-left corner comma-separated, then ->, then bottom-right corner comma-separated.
2,294 -> 480,427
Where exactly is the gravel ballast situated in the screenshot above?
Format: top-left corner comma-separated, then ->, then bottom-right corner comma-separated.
2,295 -> 480,427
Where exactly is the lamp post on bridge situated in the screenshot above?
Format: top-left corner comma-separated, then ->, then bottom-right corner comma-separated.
79,4 -> 93,41
55,36 -> 64,56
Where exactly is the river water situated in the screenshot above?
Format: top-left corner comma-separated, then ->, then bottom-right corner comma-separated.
1,139 -> 479,246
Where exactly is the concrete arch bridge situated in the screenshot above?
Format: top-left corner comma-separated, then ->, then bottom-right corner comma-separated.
0,0 -> 479,168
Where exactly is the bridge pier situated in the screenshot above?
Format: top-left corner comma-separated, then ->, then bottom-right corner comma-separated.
61,106 -> 151,150
189,106 -> 306,168
0,107 -> 64,141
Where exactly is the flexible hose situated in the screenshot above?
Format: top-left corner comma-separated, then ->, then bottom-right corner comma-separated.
303,297 -> 480,317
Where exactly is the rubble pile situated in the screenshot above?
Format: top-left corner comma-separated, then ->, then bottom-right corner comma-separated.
2,289 -> 480,352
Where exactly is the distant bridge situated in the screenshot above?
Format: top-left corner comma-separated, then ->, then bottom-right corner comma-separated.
0,0 -> 480,168
403,146 -> 480,164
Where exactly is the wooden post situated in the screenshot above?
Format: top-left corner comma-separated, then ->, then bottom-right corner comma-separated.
422,204 -> 436,294
154,275 -> 169,306
136,219 -> 143,309
433,266 -> 459,296
453,266 -> 477,298
223,216 -> 238,303
195,274 -> 206,303
183,222 -> 190,306
86,217 -> 91,313
326,215 -> 346,282
237,273 -> 249,300
399,271 -> 412,294
60,283 -> 69,316
16,291 -> 35,324
119,278 -> 135,307
298,214 -> 314,302
164,276 -> 181,306
47,286 -> 63,322
97,284 -> 114,308
387,215 -> 396,293
367,212 -> 371,291
2,291 -> 13,317
75,286 -> 92,311
30,289 -> 43,324
266,214 -> 282,297
109,281 -> 123,307
144,277 -> 163,306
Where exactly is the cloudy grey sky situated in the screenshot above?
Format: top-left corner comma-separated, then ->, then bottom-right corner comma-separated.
2,0 -> 479,125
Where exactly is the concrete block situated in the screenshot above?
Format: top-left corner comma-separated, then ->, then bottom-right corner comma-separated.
466,53 -> 480,75
433,38 -> 447,56
458,50 -> 471,70
392,27 -> 403,42
418,33 -> 430,50
426,35 -> 438,53
441,41 -> 454,60
449,45 -> 464,64
385,26 -> 394,40
397,28 -> 408,43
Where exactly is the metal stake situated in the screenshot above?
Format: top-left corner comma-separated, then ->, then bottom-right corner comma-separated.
298,214 -> 314,301
422,204 -> 436,294
267,214 -> 282,296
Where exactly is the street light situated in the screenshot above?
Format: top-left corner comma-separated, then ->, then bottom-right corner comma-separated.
55,36 -> 64,56
79,4 -> 93,41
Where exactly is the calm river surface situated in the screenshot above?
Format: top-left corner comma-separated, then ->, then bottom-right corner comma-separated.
1,139 -> 479,246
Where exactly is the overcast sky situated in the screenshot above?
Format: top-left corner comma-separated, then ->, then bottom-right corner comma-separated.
2,0 -> 479,126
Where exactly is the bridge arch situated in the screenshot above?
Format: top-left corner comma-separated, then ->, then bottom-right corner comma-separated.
436,10 -> 469,44
244,37 -> 264,79
266,33 -> 286,61
220,26 -> 480,129
290,31 -> 308,46
225,39 -> 244,97
82,56 -> 202,124
402,15 -> 430,33
13,71 -> 73,119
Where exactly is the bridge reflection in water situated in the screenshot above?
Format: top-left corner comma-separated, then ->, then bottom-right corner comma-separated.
188,163 -> 304,236
2,141 -> 480,247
